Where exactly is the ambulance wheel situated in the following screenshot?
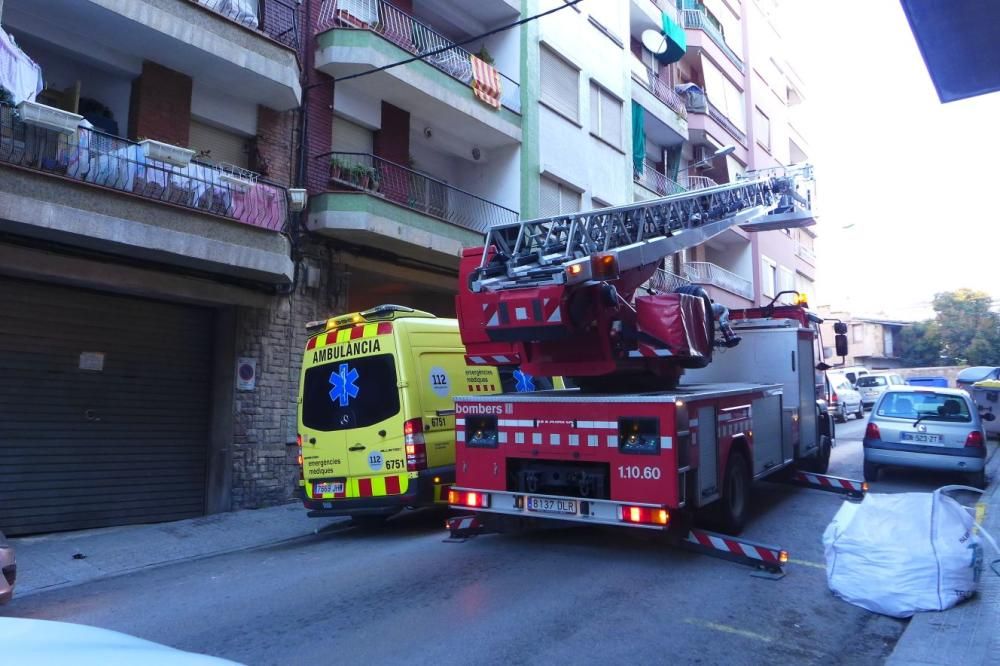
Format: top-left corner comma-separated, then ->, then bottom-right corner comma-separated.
351,515 -> 388,530
717,449 -> 751,535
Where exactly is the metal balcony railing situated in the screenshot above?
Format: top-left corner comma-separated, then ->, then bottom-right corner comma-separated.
633,159 -> 685,197
317,0 -> 521,113
649,268 -> 691,292
681,9 -> 744,73
0,103 -> 287,231
708,102 -> 747,145
319,151 -> 518,232
678,175 -> 718,190
632,62 -> 688,120
796,243 -> 816,265
192,0 -> 299,49
683,261 -> 753,299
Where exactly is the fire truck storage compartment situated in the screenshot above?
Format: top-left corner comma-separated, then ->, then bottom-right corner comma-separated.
507,459 -> 610,499
686,324 -> 817,459
0,276 -> 213,536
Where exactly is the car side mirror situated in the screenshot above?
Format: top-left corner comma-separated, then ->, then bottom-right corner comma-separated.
835,334 -> 848,357
816,362 -> 831,371
833,322 -> 848,335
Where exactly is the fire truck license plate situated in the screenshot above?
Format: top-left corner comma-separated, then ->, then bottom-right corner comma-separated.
527,497 -> 577,514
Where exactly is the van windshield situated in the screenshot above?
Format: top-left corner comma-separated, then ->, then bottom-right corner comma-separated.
856,376 -> 887,387
302,354 -> 400,431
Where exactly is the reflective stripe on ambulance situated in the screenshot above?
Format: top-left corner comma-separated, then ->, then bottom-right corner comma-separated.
310,473 -> 411,499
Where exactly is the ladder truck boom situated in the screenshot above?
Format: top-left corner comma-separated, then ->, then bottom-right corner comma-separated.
456,164 -> 817,389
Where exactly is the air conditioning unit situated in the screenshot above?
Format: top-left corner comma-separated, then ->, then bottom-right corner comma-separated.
693,146 -> 714,165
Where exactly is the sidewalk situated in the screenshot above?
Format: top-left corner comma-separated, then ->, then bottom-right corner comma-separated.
887,445 -> 1000,666
7,503 -> 347,598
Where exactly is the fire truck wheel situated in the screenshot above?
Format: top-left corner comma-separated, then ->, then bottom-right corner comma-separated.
801,435 -> 831,474
717,449 -> 751,535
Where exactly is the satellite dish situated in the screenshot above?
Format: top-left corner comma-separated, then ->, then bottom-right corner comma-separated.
641,29 -> 667,55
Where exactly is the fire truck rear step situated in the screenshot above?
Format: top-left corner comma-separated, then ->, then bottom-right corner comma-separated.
771,470 -> 867,500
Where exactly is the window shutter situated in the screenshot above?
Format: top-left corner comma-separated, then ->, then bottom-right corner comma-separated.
540,46 -> 579,121
188,119 -> 249,168
600,89 -> 622,147
539,176 -> 561,217
331,116 -> 374,155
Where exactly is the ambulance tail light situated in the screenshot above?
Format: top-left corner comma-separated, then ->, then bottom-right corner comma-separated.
621,505 -> 670,526
296,434 -> 304,481
448,489 -> 490,508
405,418 -> 427,471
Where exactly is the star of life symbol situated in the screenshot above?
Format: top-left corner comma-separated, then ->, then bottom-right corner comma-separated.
329,363 -> 360,406
513,369 -> 535,392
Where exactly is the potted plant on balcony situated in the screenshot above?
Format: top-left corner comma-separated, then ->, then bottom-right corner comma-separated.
350,163 -> 371,190
329,157 -> 348,182
367,166 -> 382,193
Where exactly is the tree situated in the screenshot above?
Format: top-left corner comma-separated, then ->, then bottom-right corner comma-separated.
897,320 -> 941,367
931,289 -> 1000,365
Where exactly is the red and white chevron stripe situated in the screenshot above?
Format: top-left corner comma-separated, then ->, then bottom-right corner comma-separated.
685,529 -> 785,565
465,354 -> 520,365
791,471 -> 866,494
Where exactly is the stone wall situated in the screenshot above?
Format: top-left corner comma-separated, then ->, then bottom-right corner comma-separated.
231,239 -> 347,508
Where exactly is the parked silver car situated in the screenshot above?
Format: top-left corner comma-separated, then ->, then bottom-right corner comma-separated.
0,530 -> 14,604
856,372 -> 906,409
863,387 -> 991,488
828,372 -> 863,422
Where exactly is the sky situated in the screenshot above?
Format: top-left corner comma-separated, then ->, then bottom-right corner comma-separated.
780,0 -> 1000,321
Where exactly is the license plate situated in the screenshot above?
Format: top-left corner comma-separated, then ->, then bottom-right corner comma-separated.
315,482 -> 344,494
526,497 -> 577,514
901,432 -> 943,444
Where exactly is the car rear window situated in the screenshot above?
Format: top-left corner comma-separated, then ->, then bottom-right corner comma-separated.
876,392 -> 971,421
302,354 -> 400,431
857,376 -> 887,387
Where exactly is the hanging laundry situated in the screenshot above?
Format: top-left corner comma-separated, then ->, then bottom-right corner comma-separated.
470,55 -> 502,110
0,28 -> 43,105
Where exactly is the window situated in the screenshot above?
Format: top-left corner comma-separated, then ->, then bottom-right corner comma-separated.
539,176 -> 582,216
189,119 -> 250,168
877,392 -> 971,422
331,115 -> 374,154
301,354 -> 400,431
777,266 -> 794,298
589,82 -> 623,149
760,256 -> 776,298
540,45 -> 580,122
852,324 -> 865,343
754,107 -> 771,151
701,59 -> 745,130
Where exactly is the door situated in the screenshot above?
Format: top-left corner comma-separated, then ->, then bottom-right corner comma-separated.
0,277 -> 212,535
696,405 -> 719,506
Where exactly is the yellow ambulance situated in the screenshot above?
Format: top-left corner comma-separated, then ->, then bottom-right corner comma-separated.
296,304 -> 554,526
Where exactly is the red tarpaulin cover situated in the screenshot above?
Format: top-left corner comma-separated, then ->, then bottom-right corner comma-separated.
635,293 -> 710,359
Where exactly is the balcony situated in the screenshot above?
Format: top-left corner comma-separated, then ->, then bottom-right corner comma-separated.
678,175 -> 718,190
0,103 -> 292,283
681,9 -> 744,74
683,261 -> 753,299
634,160 -> 685,198
3,0 -> 301,110
678,87 -> 748,150
315,0 -> 521,147
649,268 -> 691,292
796,243 -> 816,266
309,152 -> 517,268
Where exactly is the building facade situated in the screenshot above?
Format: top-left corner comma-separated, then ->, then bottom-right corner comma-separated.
0,0 -> 818,534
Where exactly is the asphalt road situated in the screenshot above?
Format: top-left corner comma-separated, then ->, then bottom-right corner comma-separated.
8,412 -> 981,666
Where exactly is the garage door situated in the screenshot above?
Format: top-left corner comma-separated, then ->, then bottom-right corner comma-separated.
0,277 -> 213,535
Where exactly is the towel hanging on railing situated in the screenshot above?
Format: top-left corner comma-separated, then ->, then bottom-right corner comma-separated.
470,55 -> 502,110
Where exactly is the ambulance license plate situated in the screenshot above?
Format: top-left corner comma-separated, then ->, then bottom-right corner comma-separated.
315,482 -> 344,494
527,497 -> 577,514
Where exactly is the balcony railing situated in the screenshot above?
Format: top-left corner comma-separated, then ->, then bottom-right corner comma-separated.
708,102 -> 747,145
634,160 -> 685,197
192,0 -> 300,49
0,104 -> 287,231
683,261 -> 753,299
649,268 -> 691,292
678,175 -> 718,190
319,151 -> 518,233
681,9 -> 744,73
317,0 -> 521,113
632,62 -> 688,120
796,243 -> 816,265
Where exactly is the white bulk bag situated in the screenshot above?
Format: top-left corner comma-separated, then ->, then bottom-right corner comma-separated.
823,486 -> 997,618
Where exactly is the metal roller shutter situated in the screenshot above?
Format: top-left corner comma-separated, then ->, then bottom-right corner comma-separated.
0,277 -> 213,535
189,119 -> 250,168
331,115 -> 374,154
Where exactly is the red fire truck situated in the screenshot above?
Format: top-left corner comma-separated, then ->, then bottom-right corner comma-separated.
447,166 -> 864,572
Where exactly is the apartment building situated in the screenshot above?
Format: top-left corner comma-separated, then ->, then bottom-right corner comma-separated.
0,0 -> 310,534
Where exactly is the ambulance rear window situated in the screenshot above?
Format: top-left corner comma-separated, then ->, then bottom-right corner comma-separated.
302,354 -> 400,431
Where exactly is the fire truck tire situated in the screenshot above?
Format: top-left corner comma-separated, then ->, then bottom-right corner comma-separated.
801,435 -> 831,474
717,449 -> 751,535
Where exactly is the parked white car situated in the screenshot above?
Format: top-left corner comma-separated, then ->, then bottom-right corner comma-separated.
828,372 -> 864,422
856,372 -> 906,409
